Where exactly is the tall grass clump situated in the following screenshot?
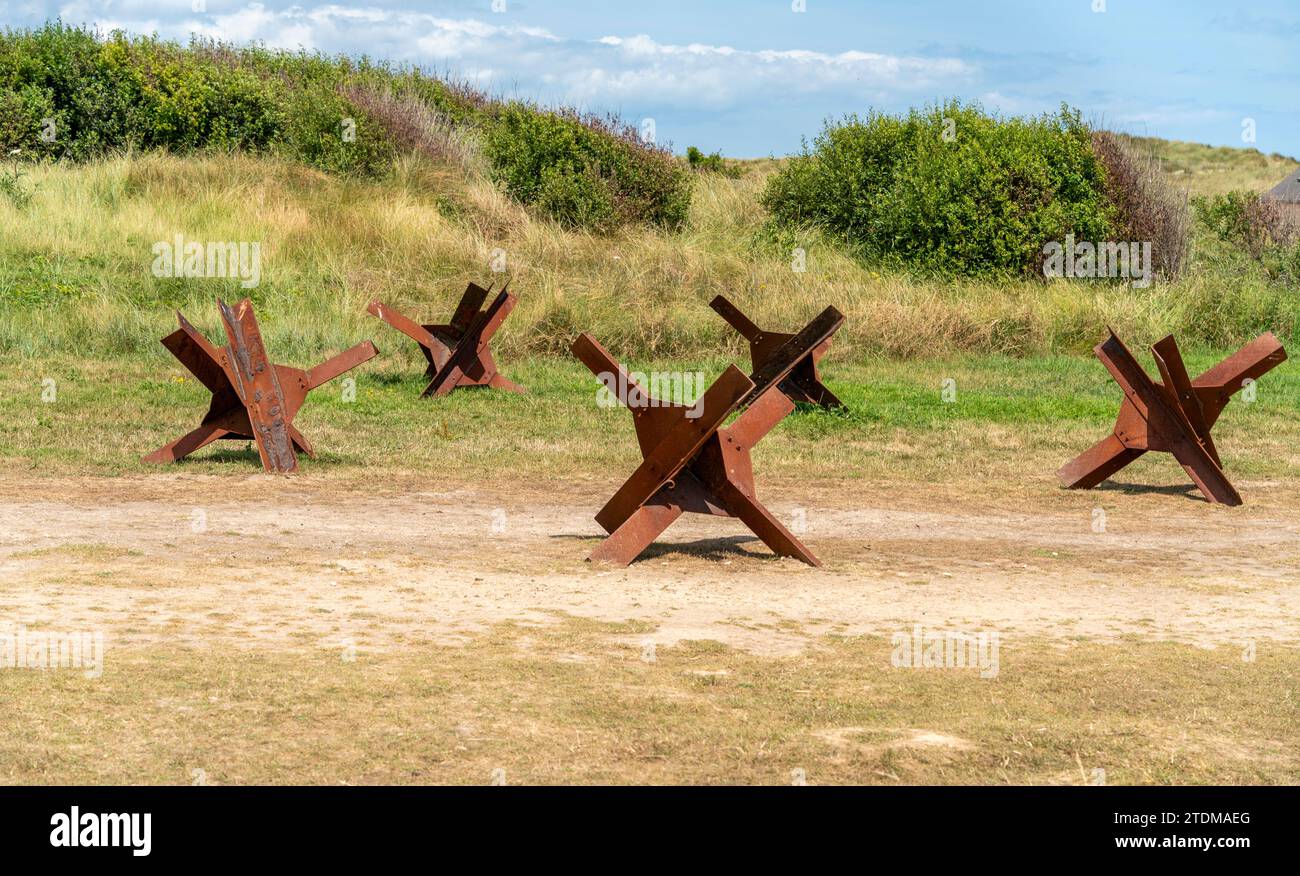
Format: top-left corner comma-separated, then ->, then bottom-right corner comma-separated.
341,82 -> 485,177
762,101 -> 1118,278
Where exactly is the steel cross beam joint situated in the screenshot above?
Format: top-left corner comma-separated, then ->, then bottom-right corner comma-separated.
710,295 -> 846,409
367,282 -> 526,398
571,332 -> 821,568
1058,329 -> 1287,505
143,298 -> 379,474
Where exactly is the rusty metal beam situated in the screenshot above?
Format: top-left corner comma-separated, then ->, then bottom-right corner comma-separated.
710,295 -> 846,409
143,298 -> 378,473
365,300 -> 446,369
594,364 -> 753,533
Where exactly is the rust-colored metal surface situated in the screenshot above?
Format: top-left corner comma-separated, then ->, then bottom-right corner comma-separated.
710,295 -> 846,408
572,332 -> 820,567
367,282 -> 525,398
143,298 -> 378,473
1058,329 -> 1287,505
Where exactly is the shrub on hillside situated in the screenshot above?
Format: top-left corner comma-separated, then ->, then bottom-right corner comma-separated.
480,104 -> 692,232
686,146 -> 741,177
0,86 -> 56,155
341,83 -> 482,176
276,86 -> 393,176
0,24 -> 689,231
0,24 -> 133,159
0,26 -> 285,159
762,101 -> 1118,278
1193,191 -> 1297,250
1193,191 -> 1300,283
376,70 -> 489,129
1090,131 -> 1189,279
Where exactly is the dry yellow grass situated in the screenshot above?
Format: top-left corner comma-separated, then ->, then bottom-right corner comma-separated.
2,140 -> 1296,364
2,619 -> 1296,785
1125,136 -> 1300,197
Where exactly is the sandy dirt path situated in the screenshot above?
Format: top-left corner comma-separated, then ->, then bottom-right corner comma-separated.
1,474 -> 1297,656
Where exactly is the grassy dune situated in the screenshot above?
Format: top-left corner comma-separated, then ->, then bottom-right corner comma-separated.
1127,136 -> 1299,197
1,136 -> 1296,487
0,138 -> 1296,368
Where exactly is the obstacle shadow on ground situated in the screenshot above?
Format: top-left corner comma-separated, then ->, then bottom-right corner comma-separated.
1092,480 -> 1203,501
550,532 -> 791,564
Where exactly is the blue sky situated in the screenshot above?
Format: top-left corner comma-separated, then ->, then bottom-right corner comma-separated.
4,0 -> 1297,158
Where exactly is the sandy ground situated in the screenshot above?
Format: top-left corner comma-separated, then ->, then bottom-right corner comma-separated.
2,472 -> 1297,657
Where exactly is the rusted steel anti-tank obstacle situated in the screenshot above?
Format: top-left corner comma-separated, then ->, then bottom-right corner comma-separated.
368,282 -> 525,398
571,330 -> 828,567
143,298 -> 378,474
1058,329 -> 1286,505
710,294 -> 846,409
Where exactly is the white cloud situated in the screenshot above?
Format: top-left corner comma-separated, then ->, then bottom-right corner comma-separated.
43,2 -> 973,113
591,34 -> 973,105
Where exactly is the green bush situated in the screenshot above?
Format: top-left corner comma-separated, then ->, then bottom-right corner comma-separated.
0,27 -> 292,158
535,165 -> 616,230
277,86 -> 393,176
0,23 -> 132,159
481,103 -> 691,232
1191,191 -> 1256,243
0,159 -> 33,208
0,86 -> 56,156
686,146 -> 739,177
762,101 -> 1118,277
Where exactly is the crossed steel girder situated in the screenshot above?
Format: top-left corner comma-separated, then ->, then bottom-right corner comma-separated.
1058,329 -> 1287,505
367,282 -> 526,398
710,294 -> 846,408
143,298 -> 378,474
572,332 -> 821,568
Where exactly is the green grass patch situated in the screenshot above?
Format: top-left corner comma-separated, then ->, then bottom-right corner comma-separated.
3,348 -> 1298,487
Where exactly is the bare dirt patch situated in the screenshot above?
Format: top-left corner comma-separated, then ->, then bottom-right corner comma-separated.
2,473 -> 1297,656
